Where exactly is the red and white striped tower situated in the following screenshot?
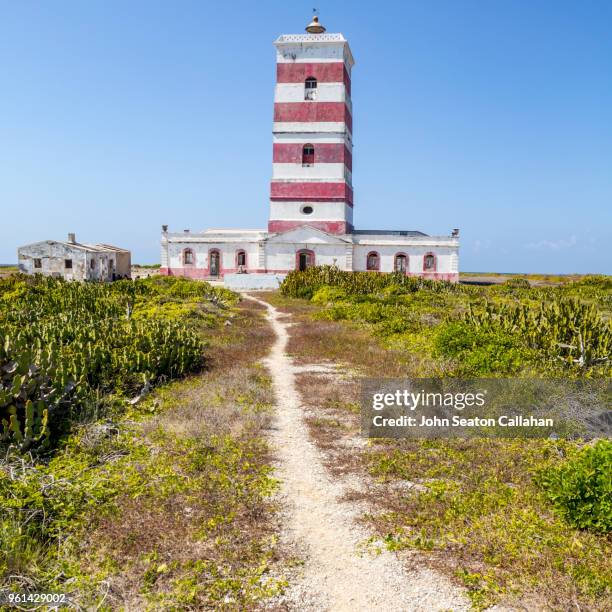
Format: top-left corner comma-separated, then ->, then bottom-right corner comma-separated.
269,15 -> 355,235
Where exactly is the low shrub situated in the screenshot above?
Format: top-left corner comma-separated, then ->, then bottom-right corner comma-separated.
433,321 -> 538,376
537,440 -> 612,533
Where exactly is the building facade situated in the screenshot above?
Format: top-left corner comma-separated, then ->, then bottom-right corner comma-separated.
18,233 -> 131,281
160,16 -> 459,283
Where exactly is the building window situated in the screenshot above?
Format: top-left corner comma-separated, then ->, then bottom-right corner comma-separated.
90,259 -> 96,269
302,144 -> 315,166
394,253 -> 408,273
301,205 -> 314,215
304,76 -> 317,100
236,250 -> 246,270
183,248 -> 194,265
423,253 -> 436,271
34,258 -> 42,269
366,251 -> 380,271
65,259 -> 72,269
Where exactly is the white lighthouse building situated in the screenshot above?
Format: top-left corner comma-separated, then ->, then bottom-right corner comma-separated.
160,16 -> 459,285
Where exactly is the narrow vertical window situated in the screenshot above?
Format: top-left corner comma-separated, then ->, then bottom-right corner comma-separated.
65,259 -> 72,269
302,144 -> 315,166
236,250 -> 246,270
209,250 -> 221,276
423,253 -> 436,271
394,253 -> 407,273
366,252 -> 380,271
34,258 -> 42,269
183,249 -> 194,265
304,76 -> 317,100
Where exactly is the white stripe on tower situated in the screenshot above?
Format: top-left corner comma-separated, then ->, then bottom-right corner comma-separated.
270,29 -> 355,235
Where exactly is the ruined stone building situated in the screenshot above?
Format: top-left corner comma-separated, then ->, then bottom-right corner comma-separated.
160,15 -> 459,287
18,233 -> 131,281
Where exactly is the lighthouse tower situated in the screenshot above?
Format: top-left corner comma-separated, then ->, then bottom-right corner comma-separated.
160,14 -> 460,286
269,15 -> 355,235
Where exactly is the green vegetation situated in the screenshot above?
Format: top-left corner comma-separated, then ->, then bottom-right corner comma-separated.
279,268 -> 612,609
538,440 -> 612,533
1,277 -> 283,607
281,267 -> 611,377
0,275 -> 236,450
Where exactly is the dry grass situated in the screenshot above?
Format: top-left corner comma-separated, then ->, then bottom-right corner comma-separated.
270,292 -> 612,611
78,298 -> 285,609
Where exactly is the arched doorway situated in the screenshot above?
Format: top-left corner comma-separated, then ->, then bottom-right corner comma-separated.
209,250 -> 220,277
296,249 -> 315,271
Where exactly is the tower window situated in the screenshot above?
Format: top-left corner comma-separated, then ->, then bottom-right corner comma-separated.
366,251 -> 380,271
304,77 -> 317,100
423,253 -> 436,271
302,144 -> 314,166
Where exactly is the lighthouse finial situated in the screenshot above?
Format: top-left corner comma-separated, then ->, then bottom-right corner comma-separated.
305,12 -> 326,34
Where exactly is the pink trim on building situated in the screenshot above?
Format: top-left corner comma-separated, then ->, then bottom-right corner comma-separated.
270,181 -> 353,204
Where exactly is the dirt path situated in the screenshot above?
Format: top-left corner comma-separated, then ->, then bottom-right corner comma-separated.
247,295 -> 469,612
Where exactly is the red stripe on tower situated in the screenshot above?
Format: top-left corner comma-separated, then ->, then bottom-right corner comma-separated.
268,220 -> 352,234
274,102 -> 353,133
270,182 -> 353,204
273,143 -> 352,170
276,62 -> 351,94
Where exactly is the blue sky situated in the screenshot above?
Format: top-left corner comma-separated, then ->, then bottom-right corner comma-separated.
1,1 -> 611,272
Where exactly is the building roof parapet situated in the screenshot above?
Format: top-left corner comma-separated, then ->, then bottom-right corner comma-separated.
274,32 -> 354,68
19,240 -> 129,253
275,33 -> 346,44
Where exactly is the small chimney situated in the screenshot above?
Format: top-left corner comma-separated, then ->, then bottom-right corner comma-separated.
451,228 -> 460,237
162,224 -> 168,232
68,232 -> 76,244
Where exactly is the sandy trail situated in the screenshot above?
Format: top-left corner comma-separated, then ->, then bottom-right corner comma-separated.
247,295 -> 469,612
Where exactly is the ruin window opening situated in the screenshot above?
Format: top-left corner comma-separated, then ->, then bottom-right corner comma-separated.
64,259 -> 72,269
90,259 -> 96,269
34,258 -> 42,269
